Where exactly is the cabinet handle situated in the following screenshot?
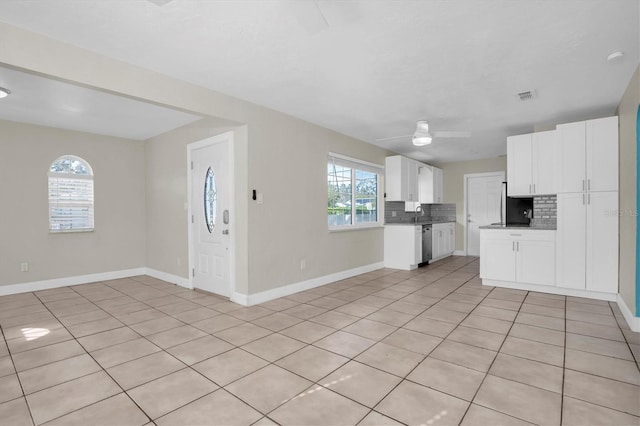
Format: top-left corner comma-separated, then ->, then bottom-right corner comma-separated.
582,180 -> 585,190
529,184 -> 532,194
588,193 -> 591,205
517,241 -> 520,251
509,234 -> 522,237
512,241 -> 515,251
588,179 -> 591,190
582,194 -> 586,205
533,184 -> 536,193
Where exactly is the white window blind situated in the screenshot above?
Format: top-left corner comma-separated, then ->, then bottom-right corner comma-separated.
48,156 -> 94,232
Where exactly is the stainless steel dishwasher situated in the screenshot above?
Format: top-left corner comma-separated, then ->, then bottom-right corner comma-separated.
422,224 -> 432,264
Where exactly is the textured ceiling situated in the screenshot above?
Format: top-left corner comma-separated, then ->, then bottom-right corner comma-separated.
0,0 -> 637,162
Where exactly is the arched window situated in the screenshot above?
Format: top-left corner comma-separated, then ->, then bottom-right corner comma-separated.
48,155 -> 94,232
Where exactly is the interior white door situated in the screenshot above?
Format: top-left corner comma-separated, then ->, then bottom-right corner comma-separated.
191,140 -> 231,297
466,173 -> 503,256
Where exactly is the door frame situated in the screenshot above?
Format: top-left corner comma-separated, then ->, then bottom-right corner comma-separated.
463,171 -> 505,256
186,132 -> 235,297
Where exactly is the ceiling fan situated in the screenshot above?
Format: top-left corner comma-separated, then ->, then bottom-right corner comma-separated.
376,120 -> 471,146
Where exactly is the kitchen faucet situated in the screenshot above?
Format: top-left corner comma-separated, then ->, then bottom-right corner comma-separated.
415,204 -> 422,224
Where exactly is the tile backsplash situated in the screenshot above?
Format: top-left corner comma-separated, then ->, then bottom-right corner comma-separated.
532,195 -> 557,227
385,202 -> 456,224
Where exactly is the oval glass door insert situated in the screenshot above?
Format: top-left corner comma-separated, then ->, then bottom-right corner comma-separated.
204,167 -> 216,233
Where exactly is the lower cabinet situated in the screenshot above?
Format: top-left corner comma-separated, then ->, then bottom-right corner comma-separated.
480,229 -> 556,286
432,222 -> 455,261
384,225 -> 421,270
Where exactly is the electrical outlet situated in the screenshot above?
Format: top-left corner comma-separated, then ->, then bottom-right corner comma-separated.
391,211 -> 397,217
20,262 -> 29,272
300,259 -> 306,270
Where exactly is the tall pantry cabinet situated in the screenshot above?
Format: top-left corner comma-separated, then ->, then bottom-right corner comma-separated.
556,116 -> 619,294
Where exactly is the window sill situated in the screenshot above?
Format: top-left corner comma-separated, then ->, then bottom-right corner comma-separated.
49,229 -> 95,234
328,224 -> 384,233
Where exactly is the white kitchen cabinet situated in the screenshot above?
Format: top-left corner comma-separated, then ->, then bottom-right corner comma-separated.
385,156 -> 419,202
557,191 -> 618,294
558,116 -> 618,193
480,229 -> 556,286
433,167 -> 444,203
507,130 -> 557,196
416,165 -> 443,204
384,225 -> 421,270
432,222 -> 455,261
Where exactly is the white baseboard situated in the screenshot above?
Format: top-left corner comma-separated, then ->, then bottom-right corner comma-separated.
617,294 -> 640,332
231,262 -> 385,306
453,250 -> 466,256
0,268 -> 146,296
144,268 -> 191,289
482,279 -> 617,302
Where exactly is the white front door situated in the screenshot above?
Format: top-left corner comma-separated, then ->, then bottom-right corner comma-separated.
466,173 -> 504,256
189,136 -> 231,297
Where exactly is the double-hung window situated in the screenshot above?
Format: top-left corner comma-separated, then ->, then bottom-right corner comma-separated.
327,153 -> 383,230
48,155 -> 94,232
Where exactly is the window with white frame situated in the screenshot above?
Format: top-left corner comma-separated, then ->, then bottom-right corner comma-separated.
328,153 -> 383,229
48,155 -> 94,232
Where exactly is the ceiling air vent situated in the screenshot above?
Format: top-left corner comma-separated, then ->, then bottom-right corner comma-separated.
517,90 -> 537,101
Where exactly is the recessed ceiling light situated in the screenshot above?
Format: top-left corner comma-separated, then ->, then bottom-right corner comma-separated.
607,51 -> 624,62
0,87 -> 10,99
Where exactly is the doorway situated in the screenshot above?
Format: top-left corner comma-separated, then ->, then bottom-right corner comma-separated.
187,133 -> 234,297
464,171 -> 505,256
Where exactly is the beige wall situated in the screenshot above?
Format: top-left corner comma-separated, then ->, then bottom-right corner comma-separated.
437,157 -> 508,251
617,65 -> 639,316
0,120 -> 146,285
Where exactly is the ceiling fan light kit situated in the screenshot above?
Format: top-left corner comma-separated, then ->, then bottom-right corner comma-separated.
412,135 -> 432,146
0,87 -> 10,99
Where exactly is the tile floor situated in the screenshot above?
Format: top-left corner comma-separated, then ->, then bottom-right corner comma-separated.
0,256 -> 639,425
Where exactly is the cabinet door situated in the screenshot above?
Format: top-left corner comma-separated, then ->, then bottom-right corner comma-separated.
433,167 -> 443,203
507,134 -> 533,196
418,165 -> 434,204
384,156 -> 404,201
558,121 -> 586,193
432,225 -> 444,258
446,224 -> 455,254
587,116 -> 618,192
556,193 -> 586,289
414,226 -> 422,265
406,159 -> 419,202
517,239 -> 556,286
586,191 -> 618,293
480,237 -> 516,281
532,130 -> 557,195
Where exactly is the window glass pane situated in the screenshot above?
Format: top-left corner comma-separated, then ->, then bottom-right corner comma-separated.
328,163 -> 352,227
48,155 -> 94,232
355,170 -> 377,224
49,157 -> 91,175
204,167 -> 216,233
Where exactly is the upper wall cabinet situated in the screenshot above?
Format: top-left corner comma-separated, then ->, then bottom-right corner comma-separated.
558,116 -> 618,193
385,155 -> 443,203
507,130 -> 558,196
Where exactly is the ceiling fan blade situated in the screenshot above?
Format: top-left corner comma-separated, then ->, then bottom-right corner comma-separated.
431,131 -> 471,138
289,0 -> 329,35
375,134 -> 412,142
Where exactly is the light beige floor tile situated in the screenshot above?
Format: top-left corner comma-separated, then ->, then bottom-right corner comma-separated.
241,333 -> 305,362
67,317 -> 124,338
279,321 -> 336,344
214,323 -> 272,346
564,370 -> 640,416
519,303 -> 565,319
566,333 -> 634,360
474,375 -> 561,425
252,312 -> 303,332
193,348 -> 268,386
408,357 -> 485,401
384,300 -> 428,315
357,411 -> 404,426
403,316 -> 457,338
461,314 -> 513,334
430,340 -> 497,372
566,300 -> 613,315
471,305 -> 518,322
0,374 -> 23,403
447,326 -> 506,351
310,310 -> 360,329
228,306 -> 274,321
191,314 -> 244,334
281,304 -> 327,320
307,296 -> 349,310
76,326 -> 140,352
566,320 -> 625,342
508,323 -> 565,346
225,365 -> 312,414
566,309 -> 619,327
500,336 -> 565,367
489,353 -> 563,393
382,328 -> 442,355
26,371 -> 120,425
257,298 -> 300,312
104,302 -> 151,316
420,306 -> 468,324
127,368 -> 218,420
276,345 -> 349,382
7,327 -> 74,354
343,319 -> 397,341
2,318 -> 65,341
18,354 -> 101,395
171,307 -> 219,323
565,348 -> 640,385
480,297 -> 522,311
58,309 -> 111,327
107,352 -> 185,390
252,417 -> 279,426
321,361 -> 401,407
270,385 -> 369,426
145,324 -> 207,349
0,356 -> 15,377
0,397 -> 33,426
355,342 -> 423,377
376,381 -> 469,426
91,338 -> 161,368
0,311 -> 56,330
461,404 -> 534,426
562,396 -> 640,426
335,302 -> 384,316
129,316 -> 184,336
515,312 -> 565,331
12,340 -> 86,372
155,389 -> 262,426
46,393 -> 149,426
166,335 -> 234,365
116,308 -> 167,326
156,300 -> 203,316
365,309 -> 415,327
